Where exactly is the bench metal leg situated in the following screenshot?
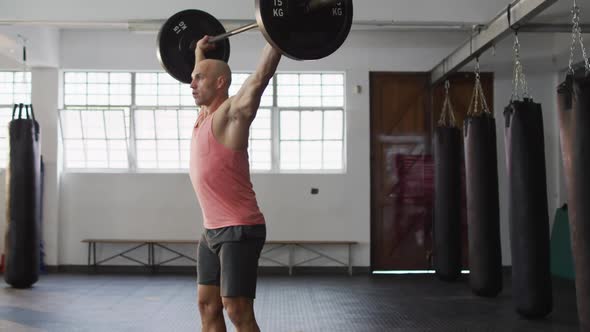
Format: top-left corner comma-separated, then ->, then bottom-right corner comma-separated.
348,244 -> 352,276
288,245 -> 294,276
149,243 -> 154,273
93,242 -> 97,272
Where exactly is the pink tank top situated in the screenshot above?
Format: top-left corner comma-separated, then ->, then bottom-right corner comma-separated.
189,112 -> 265,229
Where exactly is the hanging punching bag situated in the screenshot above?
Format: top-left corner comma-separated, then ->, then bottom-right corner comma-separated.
504,99 -> 552,318
464,67 -> 502,297
434,127 -> 462,281
434,82 -> 462,282
557,71 -> 590,330
4,103 -> 41,288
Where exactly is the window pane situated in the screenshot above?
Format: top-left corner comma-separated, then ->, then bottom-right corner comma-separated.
104,111 -> 127,139
278,107 -> 344,172
65,95 -> 87,105
157,140 -> 180,167
300,141 -> 322,170
0,72 -> 31,105
260,78 -> 273,107
87,94 -> 109,106
277,96 -> 299,107
300,85 -> 321,96
280,141 -> 300,170
88,83 -> 109,94
60,111 -> 83,139
155,110 -> 179,139
66,83 -> 86,95
136,73 -> 158,84
136,140 -> 157,168
65,72 -> 86,83
179,110 -> 198,139
324,111 -> 343,139
88,72 -> 109,83
280,111 -> 299,140
181,94 -> 195,107
229,73 -> 249,96
250,140 -> 271,170
135,72 -> 185,107
86,140 -> 108,168
180,140 -> 191,166
0,109 -> 12,139
300,111 -> 322,140
81,112 -> 106,139
134,110 -> 155,139
251,109 -> 271,140
136,95 -> 157,105
108,140 -> 128,168
65,139 -> 85,168
278,74 -> 299,85
322,96 -> 344,107
322,74 -> 344,85
110,73 -> 131,84
322,85 -> 343,96
300,74 -> 321,85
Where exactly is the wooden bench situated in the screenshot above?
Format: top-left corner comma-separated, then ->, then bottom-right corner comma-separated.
81,239 -> 357,275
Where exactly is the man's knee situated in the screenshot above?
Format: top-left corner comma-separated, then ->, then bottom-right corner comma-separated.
198,297 -> 224,318
222,297 -> 255,325
198,287 -> 224,320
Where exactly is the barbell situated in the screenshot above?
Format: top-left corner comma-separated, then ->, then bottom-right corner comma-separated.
157,0 -> 353,84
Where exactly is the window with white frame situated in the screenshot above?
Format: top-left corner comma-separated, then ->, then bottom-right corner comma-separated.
134,73 -> 195,169
0,71 -> 32,168
59,109 -> 128,169
60,71 -> 345,173
277,73 -> 345,171
61,72 -> 132,169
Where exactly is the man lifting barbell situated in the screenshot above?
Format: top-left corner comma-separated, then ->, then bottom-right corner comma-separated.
157,1 -> 353,331
189,36 -> 280,332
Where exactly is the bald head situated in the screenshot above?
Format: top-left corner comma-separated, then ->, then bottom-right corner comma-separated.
200,59 -> 232,90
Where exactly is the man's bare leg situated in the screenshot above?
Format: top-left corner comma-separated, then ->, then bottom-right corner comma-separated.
222,297 -> 259,332
198,285 -> 226,332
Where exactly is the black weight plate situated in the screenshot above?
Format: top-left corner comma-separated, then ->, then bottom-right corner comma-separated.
255,0 -> 353,60
157,9 -> 231,84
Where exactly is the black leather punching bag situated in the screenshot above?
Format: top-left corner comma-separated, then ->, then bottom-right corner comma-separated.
4,104 -> 41,288
464,114 -> 503,297
504,99 -> 552,318
557,72 -> 590,330
434,126 -> 462,281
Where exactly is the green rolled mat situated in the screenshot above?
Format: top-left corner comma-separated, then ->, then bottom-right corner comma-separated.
550,205 -> 575,280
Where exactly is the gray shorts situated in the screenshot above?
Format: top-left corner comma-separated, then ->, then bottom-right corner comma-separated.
197,225 -> 266,298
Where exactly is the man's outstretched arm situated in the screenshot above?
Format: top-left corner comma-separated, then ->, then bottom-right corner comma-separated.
230,44 -> 282,122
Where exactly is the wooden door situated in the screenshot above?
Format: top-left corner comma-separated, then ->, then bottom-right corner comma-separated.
370,73 -> 431,271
